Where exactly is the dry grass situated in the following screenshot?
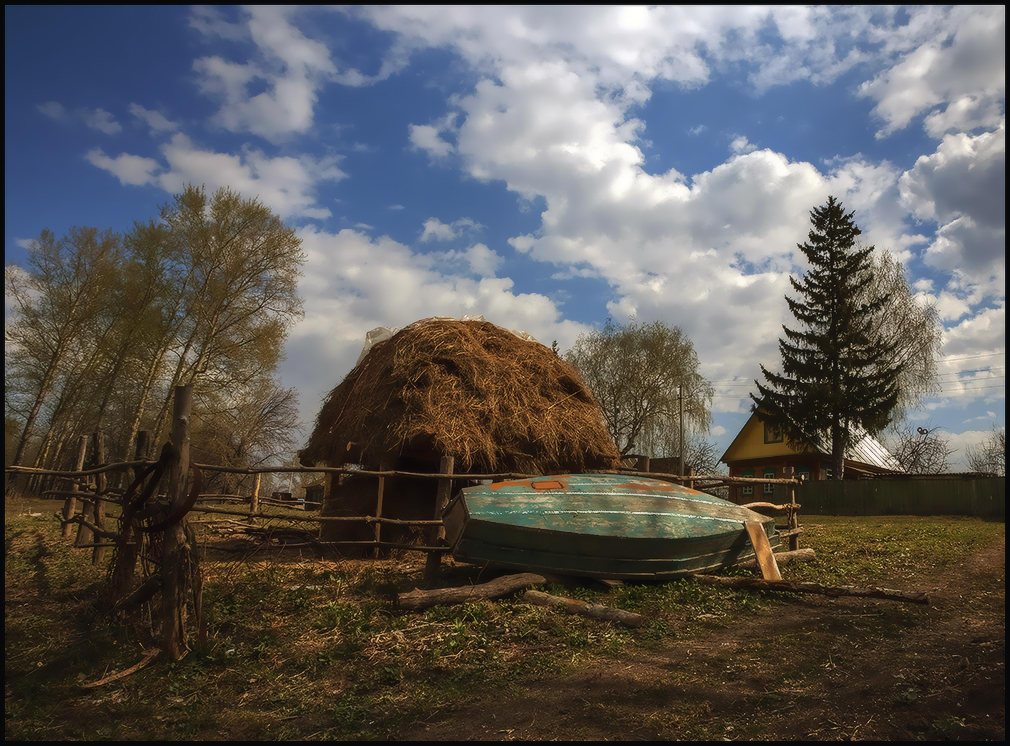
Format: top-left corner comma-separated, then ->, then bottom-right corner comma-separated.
300,319 -> 620,473
5,502 -> 1003,741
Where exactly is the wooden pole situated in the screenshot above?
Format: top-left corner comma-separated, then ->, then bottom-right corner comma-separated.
91,432 -> 108,565
678,384 -> 685,481
786,465 -> 799,551
373,454 -> 395,558
74,434 -> 94,547
373,476 -> 386,559
62,435 -> 89,539
135,430 -> 150,461
161,384 -> 193,662
692,575 -> 929,605
397,572 -> 546,610
110,431 -> 150,602
523,590 -> 648,627
248,473 -> 261,524
424,455 -> 455,585
638,456 -> 650,473
736,547 -> 815,570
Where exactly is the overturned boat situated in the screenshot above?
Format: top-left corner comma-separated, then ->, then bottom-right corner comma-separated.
442,473 -> 780,579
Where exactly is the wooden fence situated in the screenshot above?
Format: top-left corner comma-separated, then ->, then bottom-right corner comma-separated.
798,476 -> 1005,518
5,383 -> 802,660
8,460 -> 805,554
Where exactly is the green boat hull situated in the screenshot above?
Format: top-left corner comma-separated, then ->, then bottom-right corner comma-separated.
443,474 -> 779,579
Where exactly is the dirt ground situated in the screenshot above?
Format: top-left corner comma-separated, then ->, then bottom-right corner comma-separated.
403,535 -> 1006,741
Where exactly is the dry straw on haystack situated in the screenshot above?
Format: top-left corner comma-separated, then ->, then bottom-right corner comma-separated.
301,318 -> 619,473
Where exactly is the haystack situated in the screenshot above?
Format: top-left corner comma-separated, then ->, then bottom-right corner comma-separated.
300,318 -> 620,550
301,318 -> 619,472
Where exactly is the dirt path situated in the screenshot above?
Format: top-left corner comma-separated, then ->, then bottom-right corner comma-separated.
402,535 -> 1005,741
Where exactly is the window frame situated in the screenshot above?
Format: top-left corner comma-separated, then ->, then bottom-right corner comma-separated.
741,468 -> 755,497
763,421 -> 784,444
763,468 -> 776,495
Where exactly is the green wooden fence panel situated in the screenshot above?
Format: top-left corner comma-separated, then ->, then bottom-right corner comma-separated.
798,477 -> 1005,518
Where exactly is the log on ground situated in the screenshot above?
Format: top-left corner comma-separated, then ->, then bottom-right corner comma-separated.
397,572 -> 546,610
523,589 -> 648,627
693,575 -> 929,604
735,548 -> 815,570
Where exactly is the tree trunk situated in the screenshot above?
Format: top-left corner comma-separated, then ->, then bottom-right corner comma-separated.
832,425 -> 845,479
125,340 -> 170,460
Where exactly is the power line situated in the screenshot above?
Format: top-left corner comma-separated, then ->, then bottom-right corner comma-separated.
938,351 -> 1006,363
711,382 -> 1006,399
710,366 -> 1005,386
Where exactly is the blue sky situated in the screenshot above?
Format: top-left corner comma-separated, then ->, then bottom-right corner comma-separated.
5,6 -> 1005,465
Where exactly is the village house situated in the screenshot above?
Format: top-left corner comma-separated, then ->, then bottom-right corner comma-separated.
721,411 -> 902,503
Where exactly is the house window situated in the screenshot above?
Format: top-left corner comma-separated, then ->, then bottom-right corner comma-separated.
797,466 -> 812,482
741,469 -> 754,497
824,467 -> 833,480
763,468 -> 776,495
764,422 -> 783,444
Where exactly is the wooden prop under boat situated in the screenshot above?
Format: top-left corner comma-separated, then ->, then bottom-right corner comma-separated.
442,473 -> 781,579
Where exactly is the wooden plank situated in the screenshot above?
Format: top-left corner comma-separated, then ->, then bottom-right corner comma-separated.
745,521 -> 781,581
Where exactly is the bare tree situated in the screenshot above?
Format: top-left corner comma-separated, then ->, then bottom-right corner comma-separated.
147,185 -> 305,441
4,186 -> 307,494
888,422 -> 954,474
965,423 -> 1006,476
860,250 -> 944,420
5,228 -> 121,470
566,318 -> 713,456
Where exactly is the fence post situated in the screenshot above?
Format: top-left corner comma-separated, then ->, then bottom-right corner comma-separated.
373,458 -> 392,559
424,455 -> 455,585
135,430 -> 150,462
248,473 -> 261,523
786,465 -> 799,551
74,434 -> 95,547
161,384 -> 194,661
638,456 -> 650,473
109,431 -> 151,602
62,434 -> 89,539
91,432 -> 108,564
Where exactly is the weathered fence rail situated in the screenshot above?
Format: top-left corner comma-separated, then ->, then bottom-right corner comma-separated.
9,454 -> 803,562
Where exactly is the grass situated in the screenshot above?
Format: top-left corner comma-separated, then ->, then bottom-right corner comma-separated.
5,502 -> 1004,741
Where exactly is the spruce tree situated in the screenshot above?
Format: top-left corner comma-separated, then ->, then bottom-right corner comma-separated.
752,196 -> 901,479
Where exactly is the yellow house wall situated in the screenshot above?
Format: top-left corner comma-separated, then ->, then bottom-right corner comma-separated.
723,413 -> 813,462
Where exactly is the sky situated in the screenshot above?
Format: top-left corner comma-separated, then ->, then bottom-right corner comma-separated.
4,5 -> 1006,467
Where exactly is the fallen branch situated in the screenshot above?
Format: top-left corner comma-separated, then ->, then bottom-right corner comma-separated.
81,649 -> 160,688
736,548 -> 815,570
397,572 -> 546,610
693,576 -> 929,605
523,590 -> 648,627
